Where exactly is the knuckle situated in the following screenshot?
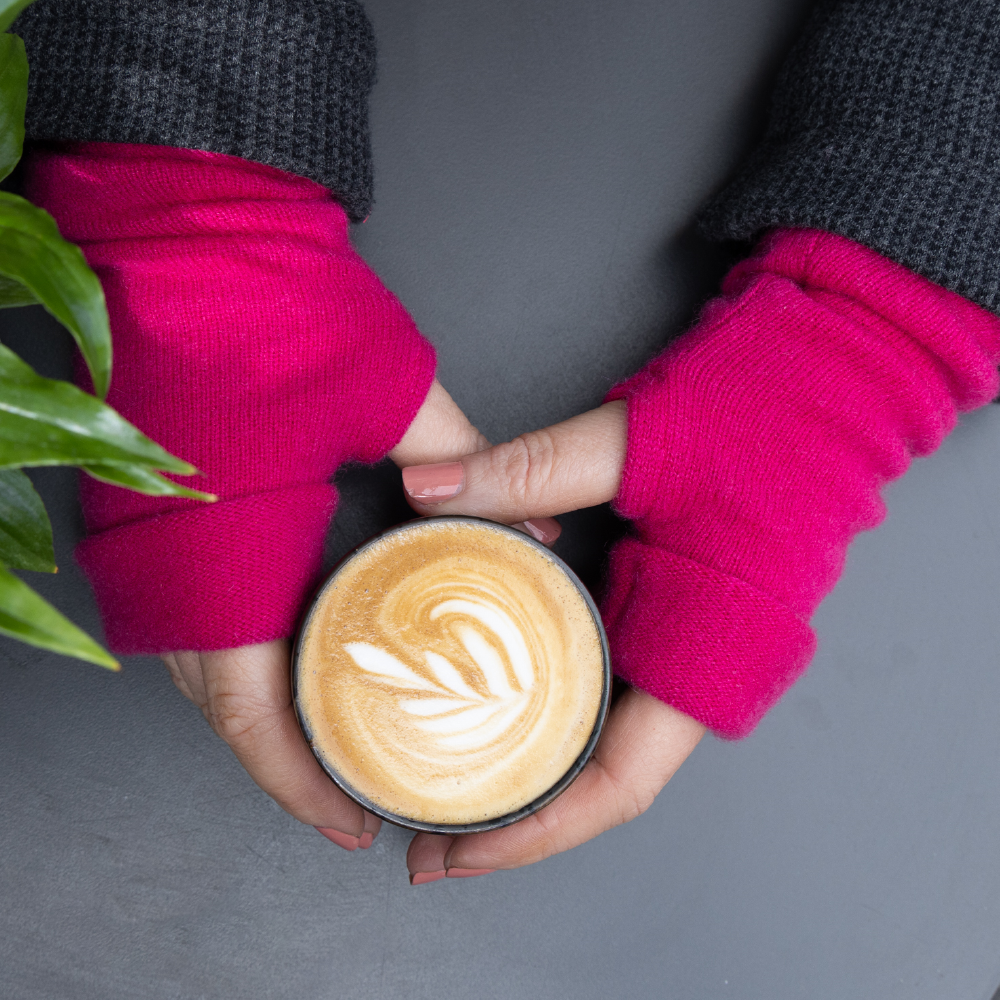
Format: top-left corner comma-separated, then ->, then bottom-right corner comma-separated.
619,785 -> 653,825
594,756 -> 652,826
520,808 -> 571,862
206,688 -> 278,749
492,430 -> 557,508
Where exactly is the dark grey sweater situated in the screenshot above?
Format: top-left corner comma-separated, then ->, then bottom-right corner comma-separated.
14,1 -> 377,222
13,0 -> 1000,312
700,0 -> 1000,315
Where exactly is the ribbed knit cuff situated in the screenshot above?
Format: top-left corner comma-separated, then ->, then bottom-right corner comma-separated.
14,0 -> 376,220
602,540 -> 815,740
77,485 -> 338,654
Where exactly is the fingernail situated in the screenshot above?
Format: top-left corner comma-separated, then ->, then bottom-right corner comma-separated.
359,832 -> 374,849
446,868 -> 495,879
522,517 -> 561,545
410,870 -> 447,885
402,462 -> 464,503
315,827 -> 360,851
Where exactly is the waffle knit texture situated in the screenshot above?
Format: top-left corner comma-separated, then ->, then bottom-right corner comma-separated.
602,228 -> 1000,739
23,142 -> 437,653
13,0 -> 377,221
699,0 -> 1000,315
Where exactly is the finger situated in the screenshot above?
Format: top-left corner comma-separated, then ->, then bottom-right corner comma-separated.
361,810 -> 382,849
389,379 -> 489,468
391,378 -> 561,544
406,834 -> 456,885
401,400 -> 627,524
509,515 -> 561,547
197,640 -> 368,843
409,690 -> 704,877
161,651 -> 207,707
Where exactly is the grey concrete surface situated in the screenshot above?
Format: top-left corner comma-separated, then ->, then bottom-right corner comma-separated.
4,1 -> 1000,997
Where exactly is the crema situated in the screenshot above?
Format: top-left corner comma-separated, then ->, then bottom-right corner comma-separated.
295,518 -> 607,828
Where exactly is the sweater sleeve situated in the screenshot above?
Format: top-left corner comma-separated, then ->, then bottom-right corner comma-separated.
13,0 -> 377,222
699,0 -> 1000,315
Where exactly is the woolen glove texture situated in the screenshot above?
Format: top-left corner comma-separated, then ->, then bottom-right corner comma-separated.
24,142 -> 436,653
700,0 -> 1000,314
14,0 -> 377,221
602,228 -> 1000,739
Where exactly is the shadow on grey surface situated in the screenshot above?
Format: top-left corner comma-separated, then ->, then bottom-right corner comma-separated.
0,302 -> 75,382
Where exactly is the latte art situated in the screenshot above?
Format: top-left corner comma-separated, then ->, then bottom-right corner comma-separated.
344,595 -> 533,751
295,519 -> 607,827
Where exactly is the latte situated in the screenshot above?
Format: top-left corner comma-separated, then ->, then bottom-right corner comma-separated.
294,517 -> 608,829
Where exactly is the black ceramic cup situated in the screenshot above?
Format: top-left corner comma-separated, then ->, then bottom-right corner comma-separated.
292,515 -> 612,835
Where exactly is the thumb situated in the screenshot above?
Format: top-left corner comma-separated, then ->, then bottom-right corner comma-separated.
388,379 -> 489,467
400,400 -> 627,523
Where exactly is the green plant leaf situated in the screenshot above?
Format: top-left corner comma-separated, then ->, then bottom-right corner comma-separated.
0,193 -> 112,398
83,463 -> 216,502
0,31 -> 26,182
0,563 -> 118,669
0,271 -> 36,307
0,467 -> 54,571
0,0 -> 36,34
0,342 -> 197,475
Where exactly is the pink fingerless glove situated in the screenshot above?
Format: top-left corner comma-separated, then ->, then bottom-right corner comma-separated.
24,143 -> 436,654
603,228 -> 1000,739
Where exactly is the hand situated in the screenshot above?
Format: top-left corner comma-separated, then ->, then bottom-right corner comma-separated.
162,640 -> 381,850
161,380 -> 493,850
400,400 -> 706,880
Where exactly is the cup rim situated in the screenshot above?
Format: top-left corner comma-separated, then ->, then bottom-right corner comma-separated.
291,515 -> 612,835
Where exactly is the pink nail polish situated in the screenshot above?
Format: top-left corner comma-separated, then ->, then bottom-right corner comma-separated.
410,870 -> 447,885
402,462 -> 464,502
522,517 -> 562,545
359,832 -> 374,849
445,868 -> 495,879
315,826 -> 360,851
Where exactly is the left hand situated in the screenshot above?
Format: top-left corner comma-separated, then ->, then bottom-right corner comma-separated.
400,401 -> 706,880
163,640 -> 383,850
160,381 -> 530,852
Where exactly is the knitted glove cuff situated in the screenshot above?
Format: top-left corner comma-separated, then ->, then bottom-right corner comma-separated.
602,540 -> 815,739
77,485 -> 338,654
25,143 -> 437,654
603,228 -> 1000,737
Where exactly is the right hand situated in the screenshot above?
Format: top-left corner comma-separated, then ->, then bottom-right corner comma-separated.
397,399 -> 705,880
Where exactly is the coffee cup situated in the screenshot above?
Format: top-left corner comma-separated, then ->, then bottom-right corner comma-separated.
292,516 -> 611,834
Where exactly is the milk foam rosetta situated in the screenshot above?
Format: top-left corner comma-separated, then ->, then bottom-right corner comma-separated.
296,520 -> 606,826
